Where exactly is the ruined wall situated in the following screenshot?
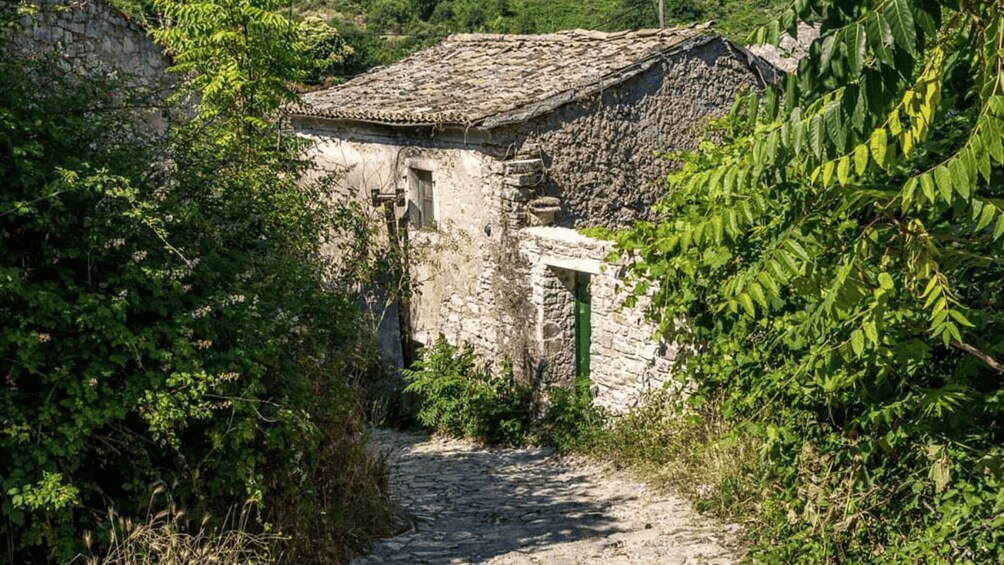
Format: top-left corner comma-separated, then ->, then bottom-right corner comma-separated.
9,0 -> 172,92
520,227 -> 683,412
497,37 -> 772,229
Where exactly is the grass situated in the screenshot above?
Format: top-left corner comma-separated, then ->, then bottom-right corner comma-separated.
583,390 -> 769,540
86,492 -> 281,565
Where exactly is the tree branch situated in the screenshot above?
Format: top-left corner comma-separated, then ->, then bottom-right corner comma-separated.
951,340 -> 1004,374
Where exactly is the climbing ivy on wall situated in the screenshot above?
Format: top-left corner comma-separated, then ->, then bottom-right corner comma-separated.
613,0 -> 1004,560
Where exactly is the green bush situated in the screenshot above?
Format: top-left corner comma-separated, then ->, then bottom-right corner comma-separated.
534,383 -> 608,453
403,337 -> 612,450
609,0 -> 1004,560
403,338 -> 531,446
0,4 -> 396,560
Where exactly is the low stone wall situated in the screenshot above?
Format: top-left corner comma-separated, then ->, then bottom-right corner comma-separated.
519,227 -> 682,412
7,0 -> 178,134
10,0 -> 171,88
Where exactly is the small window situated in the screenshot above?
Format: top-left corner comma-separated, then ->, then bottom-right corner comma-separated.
409,168 -> 436,229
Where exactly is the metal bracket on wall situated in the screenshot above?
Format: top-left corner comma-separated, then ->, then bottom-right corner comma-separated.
369,186 -> 406,207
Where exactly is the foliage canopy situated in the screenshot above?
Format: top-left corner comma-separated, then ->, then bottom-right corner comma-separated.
1,1 -> 393,561
613,0 -> 1004,559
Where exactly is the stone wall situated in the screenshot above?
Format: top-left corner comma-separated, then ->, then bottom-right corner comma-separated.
496,37 -> 774,229
296,124 -> 514,368
295,38 -> 772,411
520,227 -> 682,411
10,0 -> 172,91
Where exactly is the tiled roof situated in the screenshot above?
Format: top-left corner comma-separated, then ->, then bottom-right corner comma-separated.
295,27 -> 737,128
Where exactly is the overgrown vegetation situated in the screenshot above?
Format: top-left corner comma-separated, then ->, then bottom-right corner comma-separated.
587,392 -> 765,522
403,338 -> 605,450
1,1 -> 396,562
403,338 -> 532,446
90,495 -> 280,565
606,0 -> 1004,560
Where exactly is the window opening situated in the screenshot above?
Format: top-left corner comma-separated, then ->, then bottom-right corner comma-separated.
410,169 -> 435,229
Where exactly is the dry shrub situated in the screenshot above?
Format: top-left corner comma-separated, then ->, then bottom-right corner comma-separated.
86,493 -> 282,565
260,363 -> 402,564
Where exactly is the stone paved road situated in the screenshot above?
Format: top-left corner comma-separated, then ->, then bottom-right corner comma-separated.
350,429 -> 743,565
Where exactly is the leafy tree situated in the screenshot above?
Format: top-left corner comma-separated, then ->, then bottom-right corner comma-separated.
366,0 -> 413,31
298,15 -> 355,84
613,0 -> 706,29
0,1 -> 394,561
152,0 -> 307,147
613,0 -> 1004,559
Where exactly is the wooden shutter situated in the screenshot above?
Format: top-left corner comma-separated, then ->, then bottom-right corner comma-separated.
416,170 -> 434,228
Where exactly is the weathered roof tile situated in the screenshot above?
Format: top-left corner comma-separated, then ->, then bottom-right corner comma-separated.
295,27 -> 727,128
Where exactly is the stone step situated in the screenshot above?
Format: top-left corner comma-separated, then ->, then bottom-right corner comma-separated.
503,158 -> 544,174
504,172 -> 544,187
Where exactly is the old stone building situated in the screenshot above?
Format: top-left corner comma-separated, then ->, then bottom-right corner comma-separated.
293,27 -> 778,411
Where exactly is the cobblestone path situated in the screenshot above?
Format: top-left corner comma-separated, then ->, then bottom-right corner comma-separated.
350,429 -> 743,565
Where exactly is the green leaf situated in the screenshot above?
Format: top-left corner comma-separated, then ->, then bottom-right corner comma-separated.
820,34 -> 838,68
854,144 -> 870,175
878,272 -> 895,290
810,114 -> 824,159
738,293 -> 756,316
758,270 -> 780,297
948,310 -> 975,328
851,329 -> 865,356
994,215 -> 1004,240
748,281 -> 768,308
934,165 -> 953,203
928,446 -> 951,493
883,0 -> 917,53
792,110 -> 805,153
837,156 -> 851,186
870,128 -> 888,167
825,103 -> 846,152
919,173 -> 936,202
822,160 -> 836,186
786,239 -> 809,260
901,177 -> 918,210
779,250 -> 800,274
847,24 -> 867,75
949,158 -> 970,199
983,116 -> 1004,163
863,321 -> 879,345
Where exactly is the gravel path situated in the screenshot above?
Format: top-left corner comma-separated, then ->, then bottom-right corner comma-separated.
350,429 -> 743,565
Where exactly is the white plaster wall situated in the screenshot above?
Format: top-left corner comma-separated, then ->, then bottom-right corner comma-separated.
298,129 -> 503,352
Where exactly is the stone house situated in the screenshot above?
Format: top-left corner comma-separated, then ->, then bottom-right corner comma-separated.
292,27 -> 777,411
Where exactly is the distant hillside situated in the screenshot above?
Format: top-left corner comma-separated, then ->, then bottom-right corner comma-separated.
107,0 -> 788,84
295,0 -> 787,80
294,0 -> 786,36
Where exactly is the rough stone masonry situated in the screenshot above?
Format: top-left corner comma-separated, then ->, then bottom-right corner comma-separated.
293,29 -> 779,411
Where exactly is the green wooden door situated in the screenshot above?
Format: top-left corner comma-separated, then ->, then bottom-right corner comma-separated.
574,272 -> 591,387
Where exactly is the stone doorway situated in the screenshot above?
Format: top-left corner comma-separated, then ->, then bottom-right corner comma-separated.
539,266 -> 591,388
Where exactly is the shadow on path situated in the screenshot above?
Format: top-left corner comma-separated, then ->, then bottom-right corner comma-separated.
352,429 -> 630,564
